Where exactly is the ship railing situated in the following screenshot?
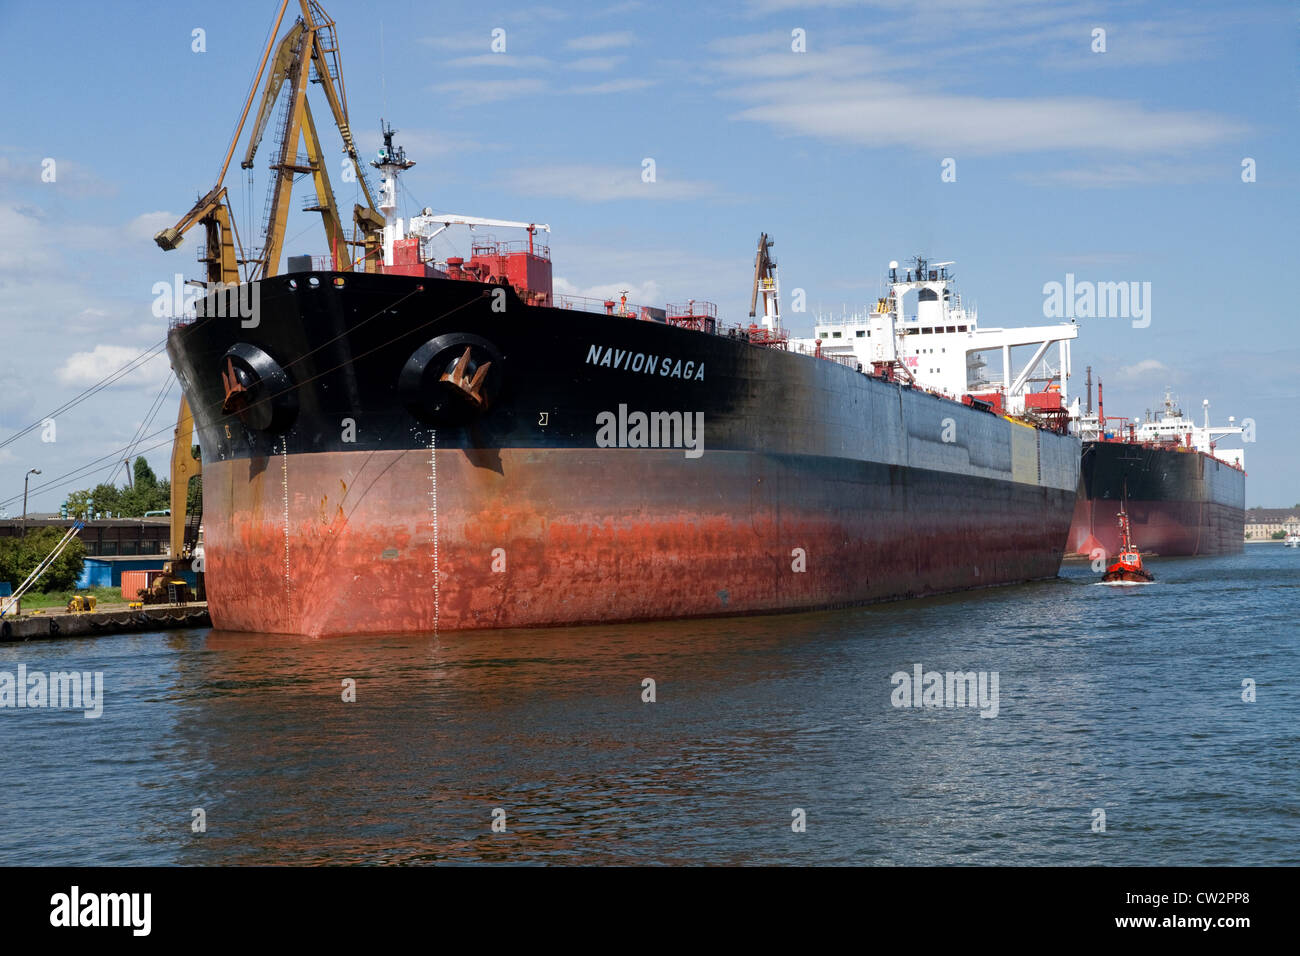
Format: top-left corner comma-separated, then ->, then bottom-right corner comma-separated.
666,301 -> 718,319
555,293 -> 649,318
470,238 -> 550,260
788,342 -> 861,369
814,311 -> 876,326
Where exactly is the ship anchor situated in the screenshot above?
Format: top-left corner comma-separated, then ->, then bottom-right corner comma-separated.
220,355 -> 249,415
440,346 -> 493,409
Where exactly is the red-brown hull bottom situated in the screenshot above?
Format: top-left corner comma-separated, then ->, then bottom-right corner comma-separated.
1068,497 -> 1244,558
202,449 -> 1074,637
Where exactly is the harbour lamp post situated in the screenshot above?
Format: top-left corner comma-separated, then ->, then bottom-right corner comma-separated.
22,468 -> 41,534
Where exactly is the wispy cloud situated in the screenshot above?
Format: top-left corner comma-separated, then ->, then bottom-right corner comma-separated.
430,78 -> 550,107
56,345 -> 171,389
553,276 -> 662,305
0,152 -> 118,198
357,128 -> 487,158
418,31 -> 495,53
727,76 -> 1243,154
707,15 -> 1245,156
446,54 -> 553,69
570,55 -> 627,72
1116,358 -> 1173,382
124,211 -> 176,242
1043,19 -> 1221,69
505,164 -> 716,201
570,78 -> 656,95
565,31 -> 635,51
1019,162 -> 1221,188
596,1 -> 646,17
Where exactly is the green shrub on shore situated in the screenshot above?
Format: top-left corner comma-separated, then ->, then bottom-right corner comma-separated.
0,528 -> 86,593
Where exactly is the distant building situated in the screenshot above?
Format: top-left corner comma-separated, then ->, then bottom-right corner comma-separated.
1244,509 -> 1300,540
0,515 -> 170,556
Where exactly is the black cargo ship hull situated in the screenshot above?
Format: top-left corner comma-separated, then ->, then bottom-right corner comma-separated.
167,271 -> 1081,636
1068,440 -> 1245,558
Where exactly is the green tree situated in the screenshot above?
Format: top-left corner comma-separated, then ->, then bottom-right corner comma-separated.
0,527 -> 86,592
64,457 -> 172,518
187,475 -> 202,515
133,457 -> 159,491
89,482 -> 124,515
64,489 -> 95,518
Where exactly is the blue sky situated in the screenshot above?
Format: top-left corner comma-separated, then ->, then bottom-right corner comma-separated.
0,0 -> 1296,509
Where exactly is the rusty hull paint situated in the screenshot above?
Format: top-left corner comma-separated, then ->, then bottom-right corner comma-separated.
204,447 -> 1075,637
1069,441 -> 1245,557
1068,495 -> 1245,558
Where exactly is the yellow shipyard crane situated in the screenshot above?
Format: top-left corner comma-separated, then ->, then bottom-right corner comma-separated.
152,0 -> 382,572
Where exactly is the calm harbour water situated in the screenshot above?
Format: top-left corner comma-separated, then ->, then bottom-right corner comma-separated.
2,545 -> 1296,866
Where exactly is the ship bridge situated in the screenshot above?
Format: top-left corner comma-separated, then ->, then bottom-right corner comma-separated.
788,257 -> 1078,419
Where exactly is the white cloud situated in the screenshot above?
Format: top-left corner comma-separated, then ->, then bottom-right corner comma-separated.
566,31 -> 634,51
702,19 -> 1244,157
548,240 -> 745,316
1116,358 -> 1172,381
570,55 -> 626,72
506,164 -> 715,201
56,345 -> 171,389
0,202 -> 58,273
1019,163 -> 1220,188
125,211 -> 177,242
446,54 -> 552,69
357,128 -> 486,158
728,78 -> 1243,154
0,151 -> 118,198
570,77 -> 656,95
431,78 -> 550,107
420,31 -> 503,52
553,276 -> 662,307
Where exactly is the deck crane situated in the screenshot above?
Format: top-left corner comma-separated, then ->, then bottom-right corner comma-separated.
151,0 -> 383,578
238,1 -> 381,276
747,233 -> 786,348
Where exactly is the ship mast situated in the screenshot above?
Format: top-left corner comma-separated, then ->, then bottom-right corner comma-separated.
371,121 -> 415,267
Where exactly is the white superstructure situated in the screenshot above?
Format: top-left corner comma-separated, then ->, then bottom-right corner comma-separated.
788,258 -> 1079,417
1077,389 -> 1245,468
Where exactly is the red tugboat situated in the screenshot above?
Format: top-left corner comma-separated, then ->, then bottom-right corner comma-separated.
1101,497 -> 1155,585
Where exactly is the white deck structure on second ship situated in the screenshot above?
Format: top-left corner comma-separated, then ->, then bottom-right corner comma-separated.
788,258 -> 1080,418
1074,388 -> 1246,468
